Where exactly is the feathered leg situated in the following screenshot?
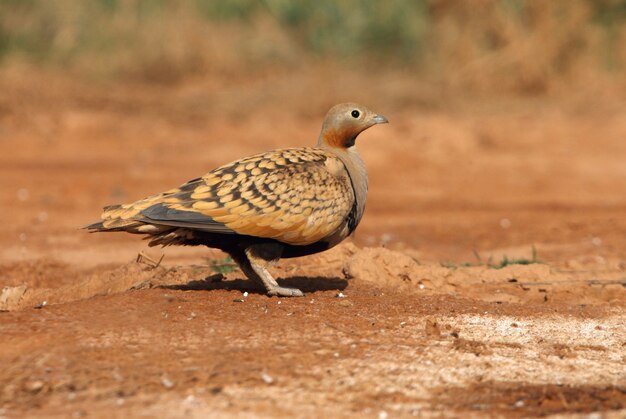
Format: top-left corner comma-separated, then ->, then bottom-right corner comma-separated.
229,243 -> 304,297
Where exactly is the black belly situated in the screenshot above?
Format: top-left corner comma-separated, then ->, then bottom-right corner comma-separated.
178,231 -> 333,259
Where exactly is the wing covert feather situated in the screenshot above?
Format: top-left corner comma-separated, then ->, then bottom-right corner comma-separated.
131,148 -> 355,245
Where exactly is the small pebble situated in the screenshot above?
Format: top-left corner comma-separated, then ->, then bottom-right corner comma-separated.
336,292 -> 346,298
378,411 -> 388,419
514,400 -> 525,407
25,380 -> 44,393
243,292 -> 249,298
261,373 -> 274,384
161,375 -> 174,389
233,299 -> 244,303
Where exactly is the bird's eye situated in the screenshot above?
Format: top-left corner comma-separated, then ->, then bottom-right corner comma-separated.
351,110 -> 360,118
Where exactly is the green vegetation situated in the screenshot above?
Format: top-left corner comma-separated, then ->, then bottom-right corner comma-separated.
0,1 -> 624,89
440,261 -> 474,270
488,246 -> 541,269
208,256 -> 238,275
441,246 -> 541,270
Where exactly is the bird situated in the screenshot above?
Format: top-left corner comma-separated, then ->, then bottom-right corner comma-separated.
86,103 -> 388,297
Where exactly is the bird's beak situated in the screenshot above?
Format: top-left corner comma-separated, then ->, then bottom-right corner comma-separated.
371,114 -> 389,124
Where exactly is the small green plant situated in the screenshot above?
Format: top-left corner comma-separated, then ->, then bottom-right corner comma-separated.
207,256 -> 238,275
439,261 -> 474,270
488,246 -> 541,270
441,246 -> 541,270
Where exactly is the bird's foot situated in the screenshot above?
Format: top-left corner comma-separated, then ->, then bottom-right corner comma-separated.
237,245 -> 304,297
267,286 -> 304,297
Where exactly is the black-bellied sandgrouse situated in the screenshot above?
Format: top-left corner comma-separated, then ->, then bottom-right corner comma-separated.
87,103 -> 388,297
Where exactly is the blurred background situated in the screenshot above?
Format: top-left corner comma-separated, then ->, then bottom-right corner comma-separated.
0,0 -> 626,95
1,0 -> 626,266
1,0 -> 625,93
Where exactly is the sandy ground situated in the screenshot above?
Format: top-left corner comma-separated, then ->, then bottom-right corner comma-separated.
0,68 -> 625,417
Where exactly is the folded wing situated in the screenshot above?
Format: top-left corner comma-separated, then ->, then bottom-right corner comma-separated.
94,148 -> 355,246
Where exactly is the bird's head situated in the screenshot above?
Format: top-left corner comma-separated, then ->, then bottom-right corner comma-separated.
317,103 -> 388,149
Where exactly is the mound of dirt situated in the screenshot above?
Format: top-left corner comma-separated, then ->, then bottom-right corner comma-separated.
344,246 -> 626,306
3,244 -> 624,312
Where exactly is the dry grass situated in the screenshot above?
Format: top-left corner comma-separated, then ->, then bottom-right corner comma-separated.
0,0 -> 625,95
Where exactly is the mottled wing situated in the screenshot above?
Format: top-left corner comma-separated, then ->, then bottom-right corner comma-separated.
99,148 -> 355,246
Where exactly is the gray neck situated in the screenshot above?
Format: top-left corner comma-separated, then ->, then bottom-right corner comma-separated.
322,145 -> 368,225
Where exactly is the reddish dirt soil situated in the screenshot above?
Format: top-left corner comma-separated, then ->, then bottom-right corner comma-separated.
0,68 -> 625,417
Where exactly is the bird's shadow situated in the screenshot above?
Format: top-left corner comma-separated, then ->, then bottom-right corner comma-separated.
159,274 -> 347,295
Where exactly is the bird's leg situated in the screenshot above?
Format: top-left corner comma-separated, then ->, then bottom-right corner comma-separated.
231,244 -> 304,297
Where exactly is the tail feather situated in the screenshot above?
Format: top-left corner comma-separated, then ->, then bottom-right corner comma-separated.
85,203 -> 157,233
102,204 -> 123,212
87,191 -> 197,242
84,220 -> 148,232
145,228 -> 197,247
84,220 -> 106,231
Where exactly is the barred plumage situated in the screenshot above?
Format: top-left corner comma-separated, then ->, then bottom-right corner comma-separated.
87,103 -> 388,296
